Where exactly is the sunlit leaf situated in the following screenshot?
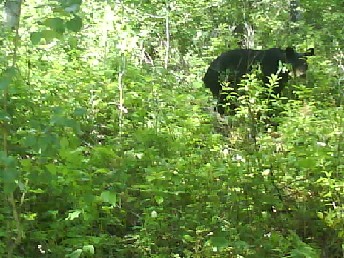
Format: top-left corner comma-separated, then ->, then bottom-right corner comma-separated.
66,210 -> 81,220
82,245 -> 95,254
100,191 -> 117,206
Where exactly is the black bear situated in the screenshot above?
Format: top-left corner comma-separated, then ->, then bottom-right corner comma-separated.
203,47 -> 314,115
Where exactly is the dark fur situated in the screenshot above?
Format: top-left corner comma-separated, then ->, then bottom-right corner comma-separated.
203,47 -> 314,114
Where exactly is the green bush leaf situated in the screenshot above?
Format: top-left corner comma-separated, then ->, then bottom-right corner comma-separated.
66,210 -> 82,220
67,248 -> 82,258
82,245 -> 95,254
66,16 -> 82,32
100,191 -> 117,206
210,236 -> 229,249
30,31 -> 42,45
44,18 -> 65,34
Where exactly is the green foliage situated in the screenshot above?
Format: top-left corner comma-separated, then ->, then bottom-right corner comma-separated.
0,0 -> 343,257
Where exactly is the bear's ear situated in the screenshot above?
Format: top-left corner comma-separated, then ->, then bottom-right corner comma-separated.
305,48 -> 315,56
286,47 -> 296,59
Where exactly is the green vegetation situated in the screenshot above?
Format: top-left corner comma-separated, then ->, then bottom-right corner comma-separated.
0,0 -> 343,257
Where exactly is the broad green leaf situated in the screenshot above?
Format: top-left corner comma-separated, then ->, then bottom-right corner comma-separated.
155,195 -> 164,205
100,191 -> 117,206
67,249 -> 82,258
183,234 -> 193,241
0,167 -> 19,193
3,182 -> 17,194
60,137 -> 69,149
82,245 -> 95,254
30,31 -> 42,45
151,210 -> 158,218
41,30 -> 62,43
66,210 -> 81,220
66,16 -> 82,32
210,236 -> 229,249
0,67 -> 17,90
44,18 -> 65,34
46,163 -> 57,175
0,77 -> 11,90
73,107 -> 87,116
30,30 -> 61,45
